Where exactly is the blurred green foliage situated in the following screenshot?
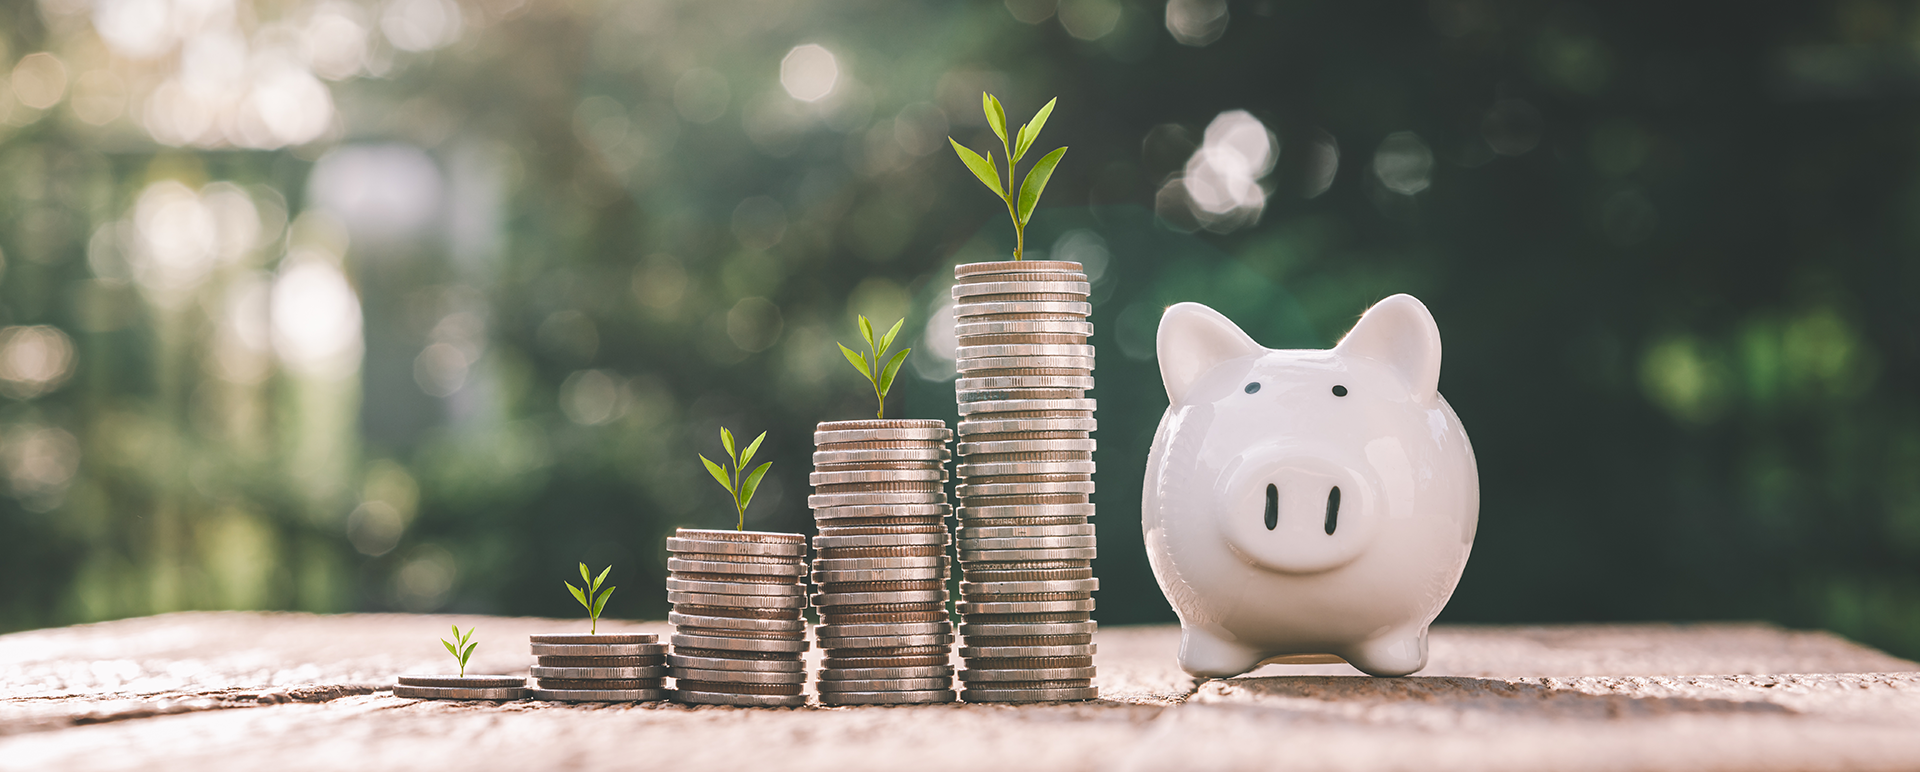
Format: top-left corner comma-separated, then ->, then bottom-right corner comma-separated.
0,0 -> 1917,660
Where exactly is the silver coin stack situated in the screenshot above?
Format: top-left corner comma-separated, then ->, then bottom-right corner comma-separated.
809,419 -> 957,706
393,675 -> 526,701
951,259 -> 1100,703
527,633 -> 667,702
666,529 -> 810,707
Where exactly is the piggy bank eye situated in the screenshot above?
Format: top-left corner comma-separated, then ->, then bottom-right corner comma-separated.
1332,385 -> 1348,397
1244,382 -> 1261,394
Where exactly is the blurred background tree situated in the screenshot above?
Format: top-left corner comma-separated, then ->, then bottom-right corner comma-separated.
1,0 -> 1916,658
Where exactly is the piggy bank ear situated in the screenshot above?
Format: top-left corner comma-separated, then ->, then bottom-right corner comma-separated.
1158,302 -> 1264,404
1334,294 -> 1442,405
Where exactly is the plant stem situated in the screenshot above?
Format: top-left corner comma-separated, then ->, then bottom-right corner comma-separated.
1002,134 -> 1022,260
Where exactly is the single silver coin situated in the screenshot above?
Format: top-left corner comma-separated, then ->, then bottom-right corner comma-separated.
812,532 -> 949,549
813,427 -> 953,445
953,319 -> 1094,337
955,461 -> 1097,478
961,687 -> 1098,703
818,690 -> 956,705
667,654 -> 806,673
951,280 -> 1091,298
959,644 -> 1096,659
811,590 -> 947,606
958,547 -> 1099,561
668,612 -> 807,633
952,438 -> 1096,455
396,675 -> 524,688
955,376 -> 1096,393
673,690 -> 809,708
812,449 -> 950,466
530,666 -> 669,679
957,503 -> 1097,519
957,524 -> 1095,539
528,688 -> 667,702
814,677 -> 952,693
807,503 -> 951,519
809,468 -> 947,485
955,483 -> 1097,499
812,566 -> 947,583
665,558 -> 806,577
670,633 -> 810,653
957,599 -> 1097,614
953,344 -> 1095,361
812,556 -> 947,571
958,579 -> 1099,594
817,633 -> 954,649
527,634 -> 658,645
952,259 -> 1086,277
958,535 -> 1098,551
665,577 -> 807,597
665,537 -> 807,558
672,529 -> 806,546
817,665 -> 954,680
814,622 -> 952,639
671,667 -> 808,684
666,591 -> 806,609
956,418 -> 1097,436
959,621 -> 1098,637
529,642 -> 667,657
807,492 -> 949,508
955,355 -> 1096,372
393,684 -> 526,700
960,666 -> 1099,682
952,300 -> 1092,318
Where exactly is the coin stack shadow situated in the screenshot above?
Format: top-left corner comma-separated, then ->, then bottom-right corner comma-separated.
666,529 -> 811,707
951,259 -> 1100,703
809,419 -> 957,706
527,633 -> 667,702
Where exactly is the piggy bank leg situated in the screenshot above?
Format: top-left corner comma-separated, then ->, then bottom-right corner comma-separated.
1178,626 -> 1265,678
1343,626 -> 1429,677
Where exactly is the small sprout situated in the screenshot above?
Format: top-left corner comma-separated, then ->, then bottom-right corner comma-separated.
949,93 -> 1067,260
838,315 -> 911,419
699,426 -> 772,531
565,563 -> 616,635
441,624 -> 477,678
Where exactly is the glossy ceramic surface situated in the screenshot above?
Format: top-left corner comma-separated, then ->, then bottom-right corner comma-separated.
1142,294 -> 1478,678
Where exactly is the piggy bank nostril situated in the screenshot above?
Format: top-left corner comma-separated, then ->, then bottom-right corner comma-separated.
1324,486 -> 1341,535
1264,484 -> 1278,531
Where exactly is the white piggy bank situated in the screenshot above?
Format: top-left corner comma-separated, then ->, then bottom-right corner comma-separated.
1142,294 -> 1478,678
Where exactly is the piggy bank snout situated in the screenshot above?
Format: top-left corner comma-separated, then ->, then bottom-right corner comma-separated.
1218,452 -> 1378,575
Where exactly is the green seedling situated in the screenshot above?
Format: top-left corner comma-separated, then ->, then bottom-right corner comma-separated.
699,427 -> 772,531
839,315 -> 910,419
565,563 -> 616,634
949,93 -> 1067,260
442,624 -> 477,677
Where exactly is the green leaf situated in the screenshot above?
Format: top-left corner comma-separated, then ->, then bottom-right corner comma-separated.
592,586 -> 615,617
1015,97 -> 1056,161
566,581 -> 587,609
1017,146 -> 1068,225
720,427 -> 736,463
739,461 -> 773,509
949,139 -> 1004,197
879,318 -> 905,356
443,639 -> 458,657
858,315 -> 874,350
700,454 -> 733,493
839,343 -> 870,381
878,348 -> 911,397
984,92 -> 1008,146
593,564 -> 612,592
578,562 -> 591,586
739,432 -> 766,470
462,642 -> 476,663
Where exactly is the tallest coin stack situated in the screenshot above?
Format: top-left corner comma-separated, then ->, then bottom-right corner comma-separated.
950,260 -> 1099,703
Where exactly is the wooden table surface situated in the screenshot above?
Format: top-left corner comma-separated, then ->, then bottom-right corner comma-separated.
2,612 -> 1916,771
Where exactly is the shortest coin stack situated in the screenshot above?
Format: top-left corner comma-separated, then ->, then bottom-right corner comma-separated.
667,528 -> 811,707
393,675 -> 526,701
527,633 -> 668,701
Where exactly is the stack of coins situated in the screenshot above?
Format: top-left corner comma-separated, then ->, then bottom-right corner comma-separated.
393,675 -> 526,701
809,419 -> 957,706
665,529 -> 810,707
527,633 -> 667,702
950,260 -> 1100,703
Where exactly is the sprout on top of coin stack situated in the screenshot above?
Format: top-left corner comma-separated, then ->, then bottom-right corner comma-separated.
668,428 -> 810,707
950,259 -> 1100,703
810,321 -> 957,705
395,625 -> 528,701
526,564 -> 667,702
